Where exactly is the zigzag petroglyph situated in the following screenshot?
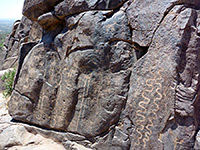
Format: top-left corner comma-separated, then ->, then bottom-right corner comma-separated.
135,69 -> 163,148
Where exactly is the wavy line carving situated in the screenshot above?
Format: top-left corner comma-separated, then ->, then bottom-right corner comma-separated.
135,70 -> 155,146
169,129 -> 184,150
135,69 -> 163,148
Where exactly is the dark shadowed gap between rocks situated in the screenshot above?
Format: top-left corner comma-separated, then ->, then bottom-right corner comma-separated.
133,43 -> 148,60
14,42 -> 38,87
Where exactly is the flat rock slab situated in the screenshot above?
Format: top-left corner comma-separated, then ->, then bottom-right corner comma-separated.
9,9 -> 133,138
0,123 -> 66,150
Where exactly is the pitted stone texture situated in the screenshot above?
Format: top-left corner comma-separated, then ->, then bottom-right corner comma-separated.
57,10 -> 131,59
9,10 -> 133,138
126,0 -> 200,47
124,5 -> 200,150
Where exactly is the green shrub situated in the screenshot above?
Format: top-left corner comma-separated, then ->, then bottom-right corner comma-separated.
0,41 -> 3,50
1,69 -> 16,98
0,32 -> 8,51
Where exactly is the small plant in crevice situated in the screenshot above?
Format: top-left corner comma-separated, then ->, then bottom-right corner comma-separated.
1,69 -> 16,98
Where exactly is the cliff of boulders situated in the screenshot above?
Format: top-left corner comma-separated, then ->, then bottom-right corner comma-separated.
1,16 -> 42,70
1,0 -> 200,149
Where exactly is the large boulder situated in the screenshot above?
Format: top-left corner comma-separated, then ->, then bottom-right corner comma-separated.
0,123 -> 65,150
54,0 -> 127,19
124,4 -> 200,150
5,0 -> 200,149
10,9 -> 133,137
22,0 -> 63,21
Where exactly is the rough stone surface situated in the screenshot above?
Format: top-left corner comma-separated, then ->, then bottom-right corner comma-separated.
54,0 -> 127,19
2,16 -> 42,70
10,9 -> 133,137
195,130 -> 200,149
124,5 -> 200,149
0,93 -> 94,150
2,0 -> 200,150
23,0 -> 63,21
0,123 -> 66,150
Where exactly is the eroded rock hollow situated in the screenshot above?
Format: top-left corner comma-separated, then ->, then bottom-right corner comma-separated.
7,0 -> 200,149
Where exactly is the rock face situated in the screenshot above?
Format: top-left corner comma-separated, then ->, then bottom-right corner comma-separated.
125,3 -> 200,149
2,16 -> 42,70
0,94 -> 92,150
6,0 -> 200,149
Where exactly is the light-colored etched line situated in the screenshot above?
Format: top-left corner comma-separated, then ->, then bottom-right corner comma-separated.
49,57 -> 62,127
143,117 -> 154,147
76,78 -> 88,130
143,70 -> 163,147
81,74 -> 93,118
150,70 -> 162,119
35,55 -> 50,121
75,74 -> 93,130
39,56 -> 57,122
136,125 -> 144,145
135,70 -> 156,146
169,129 -> 184,150
136,74 -> 155,119
146,118 -> 153,136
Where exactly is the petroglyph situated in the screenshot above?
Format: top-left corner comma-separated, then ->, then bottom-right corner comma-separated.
105,22 -> 117,32
76,73 -> 93,130
135,69 -> 163,148
34,53 -> 59,123
169,129 -> 184,150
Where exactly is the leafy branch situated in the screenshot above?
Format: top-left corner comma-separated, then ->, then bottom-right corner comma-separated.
1,69 -> 16,98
